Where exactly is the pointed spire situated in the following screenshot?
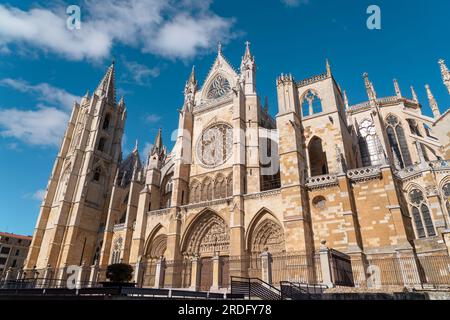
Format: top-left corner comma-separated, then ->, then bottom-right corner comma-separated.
151,128 -> 163,156
438,59 -> 450,94
326,59 -> 332,77
425,84 -> 441,118
188,65 -> 197,85
410,86 -> 419,103
343,90 -> 349,109
363,72 -> 377,102
95,61 -> 116,105
393,79 -> 402,98
132,139 -> 138,154
243,41 -> 253,61
81,90 -> 90,105
217,41 -> 222,55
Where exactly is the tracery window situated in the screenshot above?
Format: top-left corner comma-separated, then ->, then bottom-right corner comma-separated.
358,119 -> 383,167
301,90 -> 322,117
385,115 -> 412,168
111,237 -> 123,264
206,75 -> 231,99
409,189 -> 436,238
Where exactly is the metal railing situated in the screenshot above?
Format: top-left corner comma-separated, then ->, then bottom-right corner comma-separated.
231,276 -> 283,300
280,281 -> 328,300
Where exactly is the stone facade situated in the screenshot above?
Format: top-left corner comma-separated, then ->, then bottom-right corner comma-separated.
25,44 -> 450,290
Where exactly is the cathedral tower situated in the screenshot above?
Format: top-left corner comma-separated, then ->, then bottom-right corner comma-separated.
25,63 -> 125,275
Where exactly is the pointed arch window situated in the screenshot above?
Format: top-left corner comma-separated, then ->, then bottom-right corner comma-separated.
308,137 -> 328,176
111,237 -> 123,264
93,167 -> 101,181
409,189 -> 436,238
358,119 -> 383,167
385,115 -> 412,168
301,90 -> 322,117
102,114 -> 111,130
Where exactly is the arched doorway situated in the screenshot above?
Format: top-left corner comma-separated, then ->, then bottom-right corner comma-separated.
182,211 -> 230,291
142,234 -> 167,287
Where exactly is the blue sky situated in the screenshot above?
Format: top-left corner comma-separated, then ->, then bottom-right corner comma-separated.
0,0 -> 449,235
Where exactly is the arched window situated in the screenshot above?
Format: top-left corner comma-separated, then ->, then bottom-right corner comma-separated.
443,183 -> 450,218
214,175 -> 226,199
226,174 -> 233,197
160,174 -> 173,208
385,115 -> 412,168
201,178 -> 213,201
308,137 -> 328,176
102,114 -> 111,130
409,189 -> 436,238
97,137 -> 106,152
93,167 -> 101,181
358,119 -> 383,167
301,90 -> 322,117
111,237 -> 123,264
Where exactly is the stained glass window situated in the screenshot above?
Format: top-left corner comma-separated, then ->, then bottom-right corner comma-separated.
207,75 -> 231,99
385,115 -> 412,168
408,189 -> 435,238
301,90 -> 322,117
358,119 -> 383,167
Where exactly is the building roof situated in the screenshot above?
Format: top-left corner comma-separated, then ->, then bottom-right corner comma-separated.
0,232 -> 32,241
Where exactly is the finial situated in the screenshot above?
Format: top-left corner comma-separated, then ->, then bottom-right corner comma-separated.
133,139 -> 138,153
410,86 -> 418,103
393,79 -> 402,98
326,59 -> 331,77
425,84 -> 441,118
438,58 -> 450,95
217,41 -> 222,55
363,72 -> 377,102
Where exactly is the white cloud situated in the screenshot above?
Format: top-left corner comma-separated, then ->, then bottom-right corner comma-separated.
281,0 -> 310,7
0,1 -> 236,61
32,189 -> 46,201
0,78 -> 80,110
146,114 -> 162,123
0,106 -> 68,146
122,59 -> 160,86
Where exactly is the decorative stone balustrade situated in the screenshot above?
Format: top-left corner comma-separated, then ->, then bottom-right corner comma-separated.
395,164 -> 423,180
429,160 -> 450,171
347,166 -> 381,182
113,223 -> 126,232
305,174 -> 339,189
296,73 -> 328,87
148,208 -> 171,216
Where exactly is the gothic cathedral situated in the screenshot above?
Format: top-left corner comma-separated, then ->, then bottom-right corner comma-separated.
25,43 -> 450,291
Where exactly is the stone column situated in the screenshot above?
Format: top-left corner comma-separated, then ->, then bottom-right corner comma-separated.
133,256 -> 144,286
88,262 -> 99,287
16,268 -> 23,280
211,254 -> 220,291
190,256 -> 201,291
260,250 -> 272,284
319,241 -> 333,288
443,230 -> 450,256
154,256 -> 166,289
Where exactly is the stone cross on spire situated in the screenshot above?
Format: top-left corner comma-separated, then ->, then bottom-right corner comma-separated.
425,84 -> 441,119
438,59 -> 450,94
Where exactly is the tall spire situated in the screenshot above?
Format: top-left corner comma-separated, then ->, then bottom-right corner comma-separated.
132,139 -> 139,154
343,90 -> 349,109
410,86 -> 419,103
184,66 -> 198,111
151,128 -> 163,156
363,72 -> 377,102
326,59 -> 332,77
438,59 -> 450,94
393,79 -> 402,98
425,84 -> 441,118
95,61 -> 116,105
243,41 -> 253,61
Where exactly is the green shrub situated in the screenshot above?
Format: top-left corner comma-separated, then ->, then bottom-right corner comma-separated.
106,263 -> 133,283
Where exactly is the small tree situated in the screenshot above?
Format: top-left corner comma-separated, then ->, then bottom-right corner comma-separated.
106,263 -> 133,283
